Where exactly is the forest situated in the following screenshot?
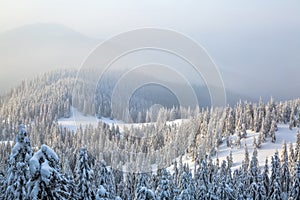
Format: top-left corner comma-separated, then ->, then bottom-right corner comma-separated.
0,70 -> 300,199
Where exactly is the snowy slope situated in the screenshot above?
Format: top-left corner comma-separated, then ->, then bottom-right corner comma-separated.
167,124 -> 298,174
57,106 -> 123,132
58,107 -> 298,172
216,124 -> 297,171
58,106 -> 186,132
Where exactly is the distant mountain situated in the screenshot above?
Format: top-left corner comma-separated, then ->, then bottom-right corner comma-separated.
0,23 -> 100,94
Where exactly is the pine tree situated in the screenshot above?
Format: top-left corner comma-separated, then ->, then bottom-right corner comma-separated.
76,147 -> 95,200
95,160 -> 115,199
262,158 -> 270,196
156,169 -> 171,200
270,180 -> 282,200
295,130 -> 300,162
0,172 -> 6,200
289,142 -> 295,179
6,125 -> 33,200
255,174 -> 267,200
216,179 -> 234,200
269,152 -> 281,199
291,164 -> 300,199
280,141 -> 291,195
27,144 -> 71,199
135,173 -> 155,200
249,147 -> 259,184
257,132 -> 262,148
194,157 -> 209,199
270,120 -> 277,143
243,143 -> 250,170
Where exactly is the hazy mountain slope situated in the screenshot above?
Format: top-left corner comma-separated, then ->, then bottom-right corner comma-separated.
0,23 -> 100,94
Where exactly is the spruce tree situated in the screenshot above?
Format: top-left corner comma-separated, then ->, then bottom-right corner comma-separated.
156,169 -> 171,200
95,160 -> 115,199
0,172 -> 6,200
6,125 -> 33,200
291,164 -> 300,199
27,144 -> 71,199
76,147 -> 95,200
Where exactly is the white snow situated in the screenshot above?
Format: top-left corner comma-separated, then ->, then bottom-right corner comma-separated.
168,124 -> 298,174
58,107 -> 298,172
216,124 -> 298,171
58,106 -> 186,134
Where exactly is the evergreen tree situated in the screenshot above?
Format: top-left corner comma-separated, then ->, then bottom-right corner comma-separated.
95,160 -> 115,199
134,173 -> 155,200
291,164 -> 300,199
280,141 -> 291,195
249,147 -> 259,184
243,143 -> 250,170
270,120 -> 277,143
262,158 -> 270,196
295,130 -> 300,162
76,147 -> 95,200
0,172 -> 6,200
6,125 -> 33,200
27,144 -> 71,199
156,169 -> 171,200
269,152 -> 281,199
255,174 -> 267,200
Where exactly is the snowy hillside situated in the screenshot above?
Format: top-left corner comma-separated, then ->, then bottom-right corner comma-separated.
57,106 -> 123,132
216,124 -> 297,170
58,107 -> 298,172
165,124 -> 297,176
58,106 -> 186,133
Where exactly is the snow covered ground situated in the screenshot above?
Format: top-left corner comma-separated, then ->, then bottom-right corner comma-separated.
58,107 -> 298,172
216,124 -> 297,171
57,107 -> 123,132
168,124 -> 298,173
58,106 -> 186,133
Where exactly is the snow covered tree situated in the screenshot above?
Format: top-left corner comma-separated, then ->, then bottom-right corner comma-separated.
280,141 -> 291,195
270,180 -> 282,200
76,147 -> 95,200
96,185 -> 110,200
0,172 -> 6,200
27,144 -> 72,199
243,143 -> 250,171
289,143 -> 295,178
257,132 -> 263,148
249,147 -> 259,184
291,164 -> 300,199
269,152 -> 282,199
6,124 -> 33,200
194,157 -> 209,199
216,179 -> 234,199
156,169 -> 171,200
295,130 -> 300,162
255,174 -> 267,200
262,158 -> 270,196
134,173 -> 155,200
270,120 -> 277,143
95,160 -> 115,199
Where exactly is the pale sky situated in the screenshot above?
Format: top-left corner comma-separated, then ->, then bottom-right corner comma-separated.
0,1 -> 300,100
1,1 -> 299,39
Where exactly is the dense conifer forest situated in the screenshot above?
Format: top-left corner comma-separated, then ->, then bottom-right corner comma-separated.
1,70 -> 300,199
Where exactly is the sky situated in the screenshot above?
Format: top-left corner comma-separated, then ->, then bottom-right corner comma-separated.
1,1 -> 299,38
0,0 -> 300,100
